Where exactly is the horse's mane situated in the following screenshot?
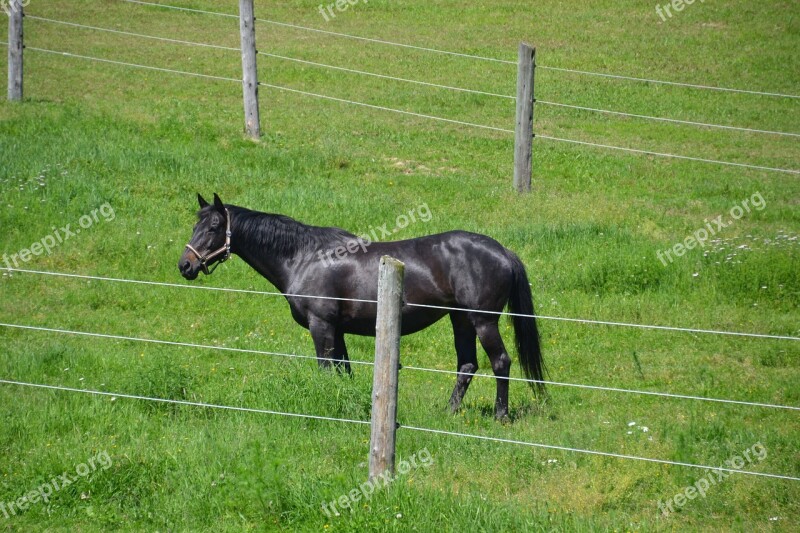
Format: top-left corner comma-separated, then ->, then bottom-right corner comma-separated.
227,205 -> 356,257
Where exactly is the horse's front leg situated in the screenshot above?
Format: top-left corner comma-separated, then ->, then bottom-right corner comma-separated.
309,316 -> 351,374
334,330 -> 352,375
309,315 -> 336,370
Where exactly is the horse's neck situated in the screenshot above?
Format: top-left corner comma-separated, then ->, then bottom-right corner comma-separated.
229,210 -> 300,292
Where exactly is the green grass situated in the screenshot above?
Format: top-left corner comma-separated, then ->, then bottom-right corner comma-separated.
1,0 -> 798,530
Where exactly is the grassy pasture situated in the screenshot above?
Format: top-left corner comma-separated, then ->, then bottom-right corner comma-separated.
0,0 -> 798,530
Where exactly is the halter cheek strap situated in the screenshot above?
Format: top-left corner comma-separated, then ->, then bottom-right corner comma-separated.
185,208 -> 231,275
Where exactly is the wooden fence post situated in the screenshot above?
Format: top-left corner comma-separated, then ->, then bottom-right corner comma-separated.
238,0 -> 260,138
369,256 -> 404,482
513,43 -> 536,193
7,0 -> 24,101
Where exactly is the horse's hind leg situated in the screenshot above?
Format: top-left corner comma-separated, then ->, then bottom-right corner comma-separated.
473,318 -> 512,421
448,311 -> 478,413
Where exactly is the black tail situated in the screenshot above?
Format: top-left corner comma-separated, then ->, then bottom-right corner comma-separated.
507,253 -> 546,397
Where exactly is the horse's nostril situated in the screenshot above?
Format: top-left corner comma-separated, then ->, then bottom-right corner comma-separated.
180,260 -> 190,272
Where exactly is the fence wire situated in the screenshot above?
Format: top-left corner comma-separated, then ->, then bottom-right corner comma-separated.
3,267 -> 797,341
400,425 -> 800,481
29,16 -> 800,138
0,379 -> 796,481
121,0 -> 800,99
0,378 -> 371,425
2,319 -> 797,411
0,321 -> 375,367
14,43 -> 800,175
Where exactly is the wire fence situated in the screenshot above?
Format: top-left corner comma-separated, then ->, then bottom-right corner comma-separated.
14,9 -> 800,174
28,15 -> 800,139
2,266 -> 799,413
1,211 -> 798,479
2,378 -> 798,482
0,378 -> 372,426
121,0 -> 800,99
3,267 -> 798,341
2,318 -> 797,411
0,321 -> 375,367
10,44 -> 800,175
400,365 -> 800,411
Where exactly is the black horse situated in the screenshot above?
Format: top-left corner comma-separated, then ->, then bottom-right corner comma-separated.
178,194 -> 544,419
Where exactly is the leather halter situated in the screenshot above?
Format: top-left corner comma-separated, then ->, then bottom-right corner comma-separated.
184,208 -> 231,275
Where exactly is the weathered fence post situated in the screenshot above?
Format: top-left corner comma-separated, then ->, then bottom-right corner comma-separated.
369,256 -> 404,482
513,43 -> 536,193
7,0 -> 24,101
238,0 -> 260,138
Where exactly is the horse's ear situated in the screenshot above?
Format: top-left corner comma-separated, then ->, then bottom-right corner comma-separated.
213,193 -> 225,212
198,193 -> 209,208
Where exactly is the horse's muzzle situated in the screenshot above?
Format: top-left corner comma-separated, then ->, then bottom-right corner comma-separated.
178,256 -> 200,280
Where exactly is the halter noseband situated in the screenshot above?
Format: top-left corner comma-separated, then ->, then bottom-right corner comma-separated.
185,208 -> 231,275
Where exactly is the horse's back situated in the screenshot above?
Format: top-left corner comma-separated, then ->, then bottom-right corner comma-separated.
366,230 -> 516,310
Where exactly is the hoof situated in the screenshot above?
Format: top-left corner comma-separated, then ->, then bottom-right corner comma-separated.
495,413 -> 511,425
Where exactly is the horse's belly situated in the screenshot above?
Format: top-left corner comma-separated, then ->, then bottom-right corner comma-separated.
339,307 -> 448,337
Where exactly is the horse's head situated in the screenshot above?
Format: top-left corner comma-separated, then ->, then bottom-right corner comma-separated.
178,193 -> 231,280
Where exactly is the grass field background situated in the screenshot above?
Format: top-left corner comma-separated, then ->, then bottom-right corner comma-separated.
1,0 -> 798,530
